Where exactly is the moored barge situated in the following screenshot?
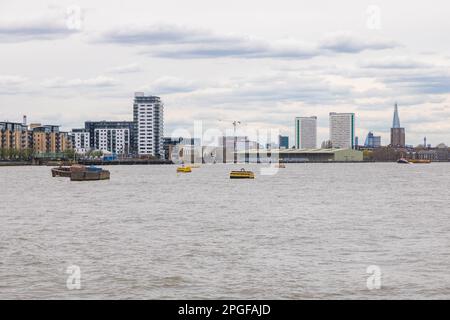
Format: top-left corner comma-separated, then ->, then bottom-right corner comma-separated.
51,165 -> 110,181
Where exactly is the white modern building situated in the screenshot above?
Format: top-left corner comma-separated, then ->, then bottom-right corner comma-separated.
94,128 -> 130,154
329,112 -> 355,149
84,121 -> 135,156
71,129 -> 90,154
295,116 -> 317,149
133,92 -> 164,158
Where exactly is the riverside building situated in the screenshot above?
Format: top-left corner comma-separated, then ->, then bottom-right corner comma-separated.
70,129 -> 90,154
295,116 -> 317,149
30,124 -> 70,155
133,93 -> 164,158
329,112 -> 355,149
1,118 -> 70,156
84,121 -> 135,156
0,121 -> 30,151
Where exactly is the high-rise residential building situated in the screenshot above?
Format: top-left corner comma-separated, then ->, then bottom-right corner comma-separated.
84,121 -> 135,155
279,135 -> 289,149
329,112 -> 355,149
70,129 -> 90,154
133,93 -> 164,158
364,131 -> 381,148
295,116 -> 317,149
390,103 -> 406,148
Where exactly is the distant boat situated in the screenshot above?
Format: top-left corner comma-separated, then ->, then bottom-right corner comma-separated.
230,168 -> 255,179
409,159 -> 431,164
397,158 -> 409,164
177,166 -> 192,173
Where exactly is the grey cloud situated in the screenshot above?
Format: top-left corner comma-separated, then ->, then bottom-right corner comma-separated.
361,58 -> 431,69
42,76 -> 119,89
142,76 -> 200,94
96,24 -> 233,45
170,74 -> 354,108
383,72 -> 450,95
107,63 -> 142,74
0,16 -> 79,42
319,33 -> 398,53
94,24 -> 397,60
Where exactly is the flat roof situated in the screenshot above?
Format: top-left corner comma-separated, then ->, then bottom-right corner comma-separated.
237,148 -> 360,154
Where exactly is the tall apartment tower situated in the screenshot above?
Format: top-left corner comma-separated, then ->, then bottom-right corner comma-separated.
295,116 -> 317,149
133,92 -> 164,158
329,112 -> 355,149
390,103 -> 405,148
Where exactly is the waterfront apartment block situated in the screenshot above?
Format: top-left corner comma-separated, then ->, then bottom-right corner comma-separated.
30,124 -> 70,155
84,121 -> 135,156
70,129 -> 90,154
95,128 -> 130,155
0,121 -> 30,150
133,93 -> 164,158
329,112 -> 355,149
1,120 -> 70,156
295,116 -> 317,149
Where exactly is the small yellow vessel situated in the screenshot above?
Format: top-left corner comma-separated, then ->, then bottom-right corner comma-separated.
274,163 -> 286,168
409,159 -> 431,164
230,168 -> 255,179
177,166 -> 192,173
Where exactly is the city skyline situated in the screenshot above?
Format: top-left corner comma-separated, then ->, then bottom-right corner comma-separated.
1,0 -> 450,146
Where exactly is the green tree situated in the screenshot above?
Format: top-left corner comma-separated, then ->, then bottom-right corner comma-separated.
63,148 -> 76,160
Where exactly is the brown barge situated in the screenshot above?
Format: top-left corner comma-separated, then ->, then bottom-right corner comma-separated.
51,165 -> 110,181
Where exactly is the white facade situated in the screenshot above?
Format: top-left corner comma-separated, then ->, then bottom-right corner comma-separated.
94,128 -> 130,154
329,112 -> 355,149
295,117 -> 317,149
71,130 -> 90,154
133,93 -> 164,158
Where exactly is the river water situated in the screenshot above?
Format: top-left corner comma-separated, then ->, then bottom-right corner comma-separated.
0,163 -> 449,299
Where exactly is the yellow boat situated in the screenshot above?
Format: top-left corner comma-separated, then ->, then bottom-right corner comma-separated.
230,168 -> 255,179
409,159 -> 431,164
177,166 -> 192,173
274,163 -> 286,168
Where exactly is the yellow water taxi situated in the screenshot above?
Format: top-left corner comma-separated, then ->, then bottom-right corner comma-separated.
409,159 -> 431,164
177,166 -> 192,173
230,168 -> 255,179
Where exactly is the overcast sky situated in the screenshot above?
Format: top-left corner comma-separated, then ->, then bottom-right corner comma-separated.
1,0 -> 449,146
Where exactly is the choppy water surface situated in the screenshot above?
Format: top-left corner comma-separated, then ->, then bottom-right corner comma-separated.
1,163 -> 449,299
